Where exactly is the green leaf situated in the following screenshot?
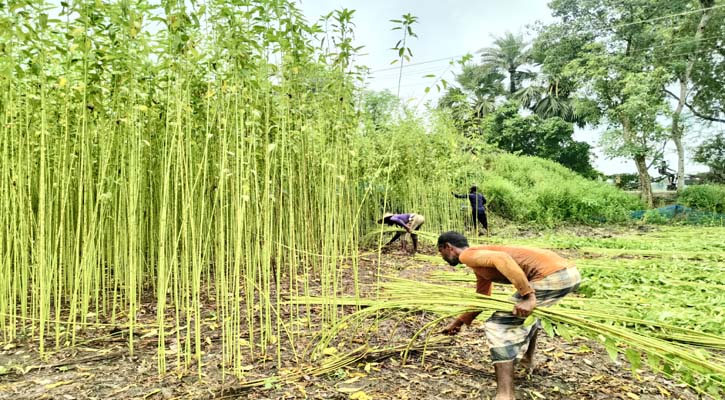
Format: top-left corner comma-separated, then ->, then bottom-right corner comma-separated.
541,319 -> 554,337
644,352 -> 660,370
557,324 -> 573,342
625,349 -> 641,372
604,338 -> 618,362
263,377 -> 278,389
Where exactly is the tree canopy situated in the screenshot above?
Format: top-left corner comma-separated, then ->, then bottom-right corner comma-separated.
481,102 -> 598,178
531,0 -> 725,205
478,32 -> 533,94
694,133 -> 725,183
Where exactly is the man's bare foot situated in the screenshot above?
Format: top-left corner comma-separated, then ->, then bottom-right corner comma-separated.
494,393 -> 515,400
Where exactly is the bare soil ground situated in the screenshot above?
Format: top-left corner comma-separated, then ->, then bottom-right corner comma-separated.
0,236 -> 698,400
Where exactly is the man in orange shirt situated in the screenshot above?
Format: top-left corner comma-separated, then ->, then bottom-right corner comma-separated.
437,231 -> 580,400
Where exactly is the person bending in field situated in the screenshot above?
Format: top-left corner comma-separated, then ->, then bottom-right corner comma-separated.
377,213 -> 425,254
437,231 -> 580,400
452,185 -> 488,235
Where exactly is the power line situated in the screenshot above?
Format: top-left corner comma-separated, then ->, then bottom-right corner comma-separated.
368,36 -> 722,86
371,65 -> 456,80
365,4 -> 724,74
365,33 -> 722,89
606,3 -> 725,30
415,63 -> 455,109
370,47 -> 725,97
371,65 -> 452,78
369,55 -> 467,73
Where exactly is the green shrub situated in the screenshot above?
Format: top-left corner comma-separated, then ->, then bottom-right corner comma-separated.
483,177 -> 531,221
357,110 -> 643,228
481,154 -> 642,225
679,185 -> 725,213
642,209 -> 669,224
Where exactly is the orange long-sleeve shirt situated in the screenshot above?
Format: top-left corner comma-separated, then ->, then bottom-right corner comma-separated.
457,245 -> 574,325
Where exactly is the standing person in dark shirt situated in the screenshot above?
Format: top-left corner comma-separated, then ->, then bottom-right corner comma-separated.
377,213 -> 426,254
453,185 -> 488,235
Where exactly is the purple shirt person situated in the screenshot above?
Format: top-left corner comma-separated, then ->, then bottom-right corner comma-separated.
377,213 -> 426,254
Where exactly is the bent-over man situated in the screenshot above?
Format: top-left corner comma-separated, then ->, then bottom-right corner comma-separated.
437,231 -> 580,400
378,213 -> 425,254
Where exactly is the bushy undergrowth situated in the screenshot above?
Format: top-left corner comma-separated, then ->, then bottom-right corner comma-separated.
679,185 -> 725,213
642,209 -> 670,224
483,154 -> 642,225
357,112 -> 643,229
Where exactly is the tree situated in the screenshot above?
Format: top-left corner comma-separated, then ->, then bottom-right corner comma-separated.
656,0 -> 723,191
478,32 -> 533,95
437,87 -> 476,133
534,0 -> 679,207
693,133 -> 725,183
687,15 -> 725,123
455,63 -> 505,119
527,23 -> 602,126
481,102 -> 598,178
361,90 -> 402,132
513,77 -> 600,127
437,63 -> 504,135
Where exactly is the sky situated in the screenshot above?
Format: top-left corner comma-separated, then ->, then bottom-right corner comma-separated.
300,0 -> 552,98
298,0 -> 715,177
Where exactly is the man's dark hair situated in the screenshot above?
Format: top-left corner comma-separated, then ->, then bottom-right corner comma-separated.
437,231 -> 469,249
469,185 -> 477,193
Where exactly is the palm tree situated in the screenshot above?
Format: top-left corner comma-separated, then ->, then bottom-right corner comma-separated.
438,63 -> 505,135
438,87 -> 476,133
457,64 -> 505,104
514,76 -> 599,128
478,32 -> 533,95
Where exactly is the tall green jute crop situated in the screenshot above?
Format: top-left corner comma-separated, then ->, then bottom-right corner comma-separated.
0,0 -> 368,379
